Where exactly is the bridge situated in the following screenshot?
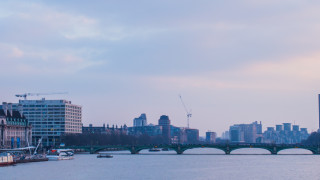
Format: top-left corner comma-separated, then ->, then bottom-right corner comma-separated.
63,143 -> 320,155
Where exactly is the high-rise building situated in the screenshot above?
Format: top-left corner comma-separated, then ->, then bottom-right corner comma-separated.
185,128 -> 199,144
263,124 -> 309,144
206,131 -> 216,144
229,125 -> 242,142
1,99 -> 82,146
276,125 -> 283,131
221,131 -> 230,140
158,115 -> 171,144
229,121 -> 262,143
292,125 -> 299,131
283,123 -> 291,131
133,113 -> 147,127
318,94 -> 320,130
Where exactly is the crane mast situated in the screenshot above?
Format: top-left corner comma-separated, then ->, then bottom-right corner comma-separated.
179,95 -> 192,128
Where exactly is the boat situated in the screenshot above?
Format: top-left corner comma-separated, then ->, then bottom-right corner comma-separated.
11,137 -> 48,163
15,154 -> 48,163
97,153 -> 113,158
47,149 -> 74,160
162,148 -> 169,151
0,153 -> 15,166
149,148 -> 161,152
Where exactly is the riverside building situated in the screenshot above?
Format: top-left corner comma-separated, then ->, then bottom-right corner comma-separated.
0,103 -> 32,149
1,99 -> 82,146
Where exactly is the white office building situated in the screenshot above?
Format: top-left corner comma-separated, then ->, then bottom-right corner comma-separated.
1,98 -> 82,146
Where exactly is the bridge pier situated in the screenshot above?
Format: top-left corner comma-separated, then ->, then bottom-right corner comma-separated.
173,146 -> 184,155
225,146 -> 230,155
130,146 -> 139,154
271,147 -> 277,155
90,147 -> 95,154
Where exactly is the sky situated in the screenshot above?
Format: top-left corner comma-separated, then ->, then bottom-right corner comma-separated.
1,0 -> 320,136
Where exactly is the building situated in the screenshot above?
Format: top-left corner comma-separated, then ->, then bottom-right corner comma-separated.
221,131 -> 230,140
158,115 -> 171,144
82,124 -> 128,135
185,128 -> 199,144
128,124 -> 162,137
170,126 -> 184,144
82,124 -> 106,134
292,125 -> 299,131
206,131 -> 216,144
263,123 -> 309,144
276,125 -> 283,131
133,113 -> 147,127
1,99 -> 82,146
230,125 -> 242,142
128,113 -> 199,144
0,104 -> 32,149
283,123 -> 292,131
229,121 -> 262,143
128,113 -> 163,137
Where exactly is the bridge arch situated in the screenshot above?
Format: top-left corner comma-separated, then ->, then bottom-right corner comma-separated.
230,147 -> 272,154
277,147 -> 315,154
181,147 -> 226,154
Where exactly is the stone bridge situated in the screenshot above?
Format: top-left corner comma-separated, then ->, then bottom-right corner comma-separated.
64,143 -> 320,155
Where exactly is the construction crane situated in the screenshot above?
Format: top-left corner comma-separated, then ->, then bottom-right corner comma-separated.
179,95 -> 192,128
15,92 -> 68,100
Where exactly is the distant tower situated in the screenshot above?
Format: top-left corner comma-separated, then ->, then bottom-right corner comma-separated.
318,94 -> 320,130
158,115 -> 171,144
133,113 -> 147,127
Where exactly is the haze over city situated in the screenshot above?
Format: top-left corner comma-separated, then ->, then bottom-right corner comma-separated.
1,0 -> 320,135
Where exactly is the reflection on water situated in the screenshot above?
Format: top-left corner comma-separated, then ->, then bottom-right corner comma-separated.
2,149 -> 320,180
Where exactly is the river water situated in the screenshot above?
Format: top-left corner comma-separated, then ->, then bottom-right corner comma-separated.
1,148 -> 320,180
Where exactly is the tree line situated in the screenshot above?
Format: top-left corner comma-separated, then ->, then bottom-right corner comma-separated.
62,133 -> 167,146
302,132 -> 320,145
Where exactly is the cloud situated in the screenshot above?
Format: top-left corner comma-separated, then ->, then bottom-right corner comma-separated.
0,44 -> 105,75
145,53 -> 320,92
0,43 -> 24,58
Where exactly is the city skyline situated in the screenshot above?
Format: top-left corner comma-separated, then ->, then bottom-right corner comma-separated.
2,1 -> 320,135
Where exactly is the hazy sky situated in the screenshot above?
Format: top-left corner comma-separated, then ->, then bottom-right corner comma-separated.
1,0 -> 320,136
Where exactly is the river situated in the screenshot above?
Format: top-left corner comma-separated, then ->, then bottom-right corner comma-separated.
1,148 -> 320,180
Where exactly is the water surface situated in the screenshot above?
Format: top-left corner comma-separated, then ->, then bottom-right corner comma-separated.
1,149 -> 319,180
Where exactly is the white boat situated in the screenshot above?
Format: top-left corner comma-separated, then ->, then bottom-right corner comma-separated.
0,153 -> 15,166
47,149 -> 74,161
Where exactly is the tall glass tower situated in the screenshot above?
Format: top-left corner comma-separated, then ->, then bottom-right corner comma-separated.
318,94 -> 320,130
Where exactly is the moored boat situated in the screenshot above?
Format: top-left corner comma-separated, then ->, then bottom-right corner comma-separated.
47,149 -> 74,160
15,154 -> 49,163
0,153 -> 15,166
97,153 -> 113,158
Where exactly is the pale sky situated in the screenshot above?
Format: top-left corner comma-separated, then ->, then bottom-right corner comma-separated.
1,0 -> 320,136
